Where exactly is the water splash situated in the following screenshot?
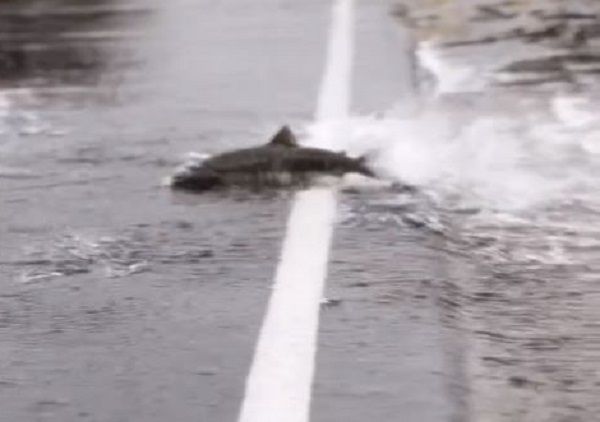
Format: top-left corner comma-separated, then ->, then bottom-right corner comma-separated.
11,229 -> 214,284
307,92 -> 599,214
307,66 -> 600,270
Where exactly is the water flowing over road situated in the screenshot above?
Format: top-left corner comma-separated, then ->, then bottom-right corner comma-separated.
2,1 -> 600,421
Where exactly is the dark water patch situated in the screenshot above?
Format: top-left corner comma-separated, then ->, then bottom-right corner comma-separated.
0,380 -> 19,388
31,398 -> 70,411
499,54 -> 600,79
500,56 -> 565,73
156,249 -> 214,264
510,23 -> 570,43
472,5 -> 518,22
578,67 -> 600,74
1,175 -> 120,192
441,36 -> 501,48
507,375 -> 535,388
1,258 -> 75,266
577,22 -> 600,40
437,23 -> 571,48
0,0 -> 153,87
534,12 -> 598,21
345,281 -> 370,288
55,145 -> 146,166
496,75 -> 572,87
482,356 -> 521,366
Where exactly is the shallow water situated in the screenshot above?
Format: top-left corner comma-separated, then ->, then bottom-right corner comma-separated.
1,1 -> 599,421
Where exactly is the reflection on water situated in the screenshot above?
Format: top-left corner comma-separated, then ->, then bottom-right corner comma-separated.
0,0 -> 158,171
0,0 -> 153,87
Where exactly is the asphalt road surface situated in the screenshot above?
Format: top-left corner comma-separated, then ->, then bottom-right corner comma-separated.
1,1 -> 599,422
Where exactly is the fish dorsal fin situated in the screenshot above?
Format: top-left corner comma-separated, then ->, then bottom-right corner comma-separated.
268,125 -> 298,148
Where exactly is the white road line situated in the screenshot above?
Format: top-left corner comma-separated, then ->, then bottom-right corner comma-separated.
237,189 -> 337,422
237,1 -> 354,422
317,0 -> 354,120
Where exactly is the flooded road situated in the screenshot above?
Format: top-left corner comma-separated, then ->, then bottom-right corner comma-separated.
1,0 -> 600,421
0,1 -> 323,421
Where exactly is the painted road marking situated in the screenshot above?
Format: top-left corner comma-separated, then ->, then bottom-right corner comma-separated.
237,1 -> 354,421
237,189 -> 337,422
317,0 -> 354,120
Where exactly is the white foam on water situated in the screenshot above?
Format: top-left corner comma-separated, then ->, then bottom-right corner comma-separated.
309,38 -> 600,214
416,40 -> 482,96
0,166 -> 36,179
0,91 -> 12,136
552,95 -> 596,129
0,88 -> 61,145
179,151 -> 212,170
580,130 -> 600,154
238,1 -> 354,422
336,108 -> 600,212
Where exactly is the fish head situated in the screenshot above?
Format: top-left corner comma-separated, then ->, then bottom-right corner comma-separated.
170,164 -> 223,191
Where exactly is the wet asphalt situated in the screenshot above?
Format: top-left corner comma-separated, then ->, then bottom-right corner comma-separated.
0,1 -> 454,421
2,1 -> 600,422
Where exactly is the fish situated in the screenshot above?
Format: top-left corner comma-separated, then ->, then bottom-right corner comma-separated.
170,125 -> 376,192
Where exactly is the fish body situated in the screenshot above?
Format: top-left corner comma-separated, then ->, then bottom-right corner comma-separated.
171,126 -> 375,192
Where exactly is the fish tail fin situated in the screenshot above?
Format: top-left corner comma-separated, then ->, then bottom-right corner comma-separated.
355,154 -> 376,177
